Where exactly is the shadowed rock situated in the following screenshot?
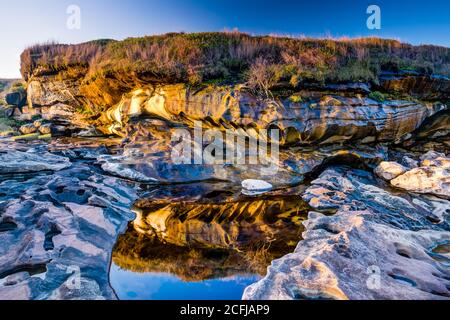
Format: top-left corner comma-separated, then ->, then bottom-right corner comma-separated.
379,72 -> 450,101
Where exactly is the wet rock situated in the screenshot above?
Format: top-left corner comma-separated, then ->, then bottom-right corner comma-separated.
19,123 -> 37,135
97,124 -> 386,186
0,155 -> 139,300
2,272 -> 31,287
244,209 -> 450,300
244,166 -> 450,300
99,159 -> 159,183
375,162 -> 407,181
0,149 -> 71,173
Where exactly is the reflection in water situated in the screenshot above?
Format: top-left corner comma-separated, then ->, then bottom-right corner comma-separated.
111,195 -> 309,300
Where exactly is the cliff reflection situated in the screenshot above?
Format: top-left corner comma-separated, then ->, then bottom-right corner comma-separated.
112,196 -> 309,281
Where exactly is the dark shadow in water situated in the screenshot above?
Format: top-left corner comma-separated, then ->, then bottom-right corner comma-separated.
111,195 -> 309,300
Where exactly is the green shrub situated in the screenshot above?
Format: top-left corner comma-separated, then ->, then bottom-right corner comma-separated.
369,91 -> 386,102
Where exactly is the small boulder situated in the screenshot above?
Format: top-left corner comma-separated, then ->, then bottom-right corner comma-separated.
375,162 -> 407,181
242,179 -> 273,194
38,124 -> 52,135
391,166 -> 450,199
19,123 -> 37,135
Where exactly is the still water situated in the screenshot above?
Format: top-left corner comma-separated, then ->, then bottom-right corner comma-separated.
110,194 -> 309,300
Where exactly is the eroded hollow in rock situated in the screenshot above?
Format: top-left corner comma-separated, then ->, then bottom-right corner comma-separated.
0,219 -> 18,233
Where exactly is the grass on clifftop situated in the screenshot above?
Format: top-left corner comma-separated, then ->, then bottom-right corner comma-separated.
21,32 -> 450,92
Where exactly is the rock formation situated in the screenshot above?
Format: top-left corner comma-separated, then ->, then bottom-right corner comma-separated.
244,166 -> 450,300
0,141 -> 137,300
0,34 -> 448,300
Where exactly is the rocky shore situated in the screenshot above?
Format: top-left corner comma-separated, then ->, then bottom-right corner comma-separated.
0,34 -> 449,300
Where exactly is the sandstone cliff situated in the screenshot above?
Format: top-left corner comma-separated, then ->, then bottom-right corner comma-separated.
16,33 -> 450,145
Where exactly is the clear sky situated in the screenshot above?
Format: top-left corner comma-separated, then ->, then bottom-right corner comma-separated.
1,0 -> 449,78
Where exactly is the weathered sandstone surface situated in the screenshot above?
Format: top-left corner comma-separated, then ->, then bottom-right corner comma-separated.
20,72 -> 449,147
244,166 -> 450,300
0,142 -> 138,300
375,152 -> 450,199
0,48 -> 448,301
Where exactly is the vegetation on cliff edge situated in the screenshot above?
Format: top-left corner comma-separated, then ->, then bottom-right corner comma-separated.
21,32 -> 450,92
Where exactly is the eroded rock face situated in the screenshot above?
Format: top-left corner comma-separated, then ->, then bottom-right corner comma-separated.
244,166 -> 450,300
379,72 -> 450,101
0,143 -> 138,300
401,108 -> 449,150
27,80 -> 79,108
24,71 -> 449,148
98,85 -> 446,146
23,79 -> 91,134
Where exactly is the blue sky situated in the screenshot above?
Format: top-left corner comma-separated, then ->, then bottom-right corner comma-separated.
0,0 -> 449,78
